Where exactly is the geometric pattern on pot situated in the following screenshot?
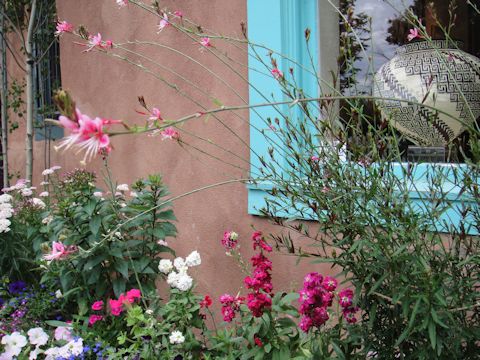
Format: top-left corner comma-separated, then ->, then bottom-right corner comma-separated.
374,40 -> 480,146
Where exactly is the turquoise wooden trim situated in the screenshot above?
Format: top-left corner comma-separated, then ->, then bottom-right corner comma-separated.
247,0 -> 319,210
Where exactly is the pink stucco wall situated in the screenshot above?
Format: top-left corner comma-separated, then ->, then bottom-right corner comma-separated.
7,1 -> 334,306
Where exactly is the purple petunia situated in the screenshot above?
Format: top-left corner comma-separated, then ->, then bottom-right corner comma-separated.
8,280 -> 27,294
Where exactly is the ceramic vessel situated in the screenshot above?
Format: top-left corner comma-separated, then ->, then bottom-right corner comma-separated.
374,40 -> 480,146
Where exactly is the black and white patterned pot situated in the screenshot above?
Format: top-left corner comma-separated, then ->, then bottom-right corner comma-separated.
373,40 -> 480,146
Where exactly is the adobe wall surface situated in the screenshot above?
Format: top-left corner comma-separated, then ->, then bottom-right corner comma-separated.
6,0 -> 334,306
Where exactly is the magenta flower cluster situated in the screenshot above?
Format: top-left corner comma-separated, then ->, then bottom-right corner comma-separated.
221,231 -> 238,251
244,232 -> 273,317
298,273 -> 359,332
338,288 -> 359,324
219,294 -> 244,322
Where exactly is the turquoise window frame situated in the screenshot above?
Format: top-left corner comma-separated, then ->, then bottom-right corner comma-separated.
247,0 -> 319,207
246,0 -> 479,235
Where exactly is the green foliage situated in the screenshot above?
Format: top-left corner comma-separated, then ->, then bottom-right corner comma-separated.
37,170 -> 176,313
6,79 -> 25,132
254,57 -> 480,360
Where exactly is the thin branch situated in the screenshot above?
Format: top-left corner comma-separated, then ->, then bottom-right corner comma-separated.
0,32 -> 26,72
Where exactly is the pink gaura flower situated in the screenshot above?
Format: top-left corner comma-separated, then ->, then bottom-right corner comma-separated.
84,33 -> 113,52
199,37 -> 212,51
407,28 -> 422,42
55,21 -> 74,36
160,127 -> 180,141
173,10 -> 183,18
271,68 -> 283,80
88,314 -> 104,326
86,33 -> 103,51
149,107 -> 163,121
158,13 -> 170,32
311,155 -> 320,161
91,301 -> 104,311
55,108 -> 122,162
126,289 -> 141,303
43,241 -> 77,261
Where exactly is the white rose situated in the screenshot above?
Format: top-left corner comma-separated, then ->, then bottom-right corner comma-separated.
39,191 -> 49,197
185,250 -> 201,267
42,169 -> 54,176
93,191 -> 103,197
158,259 -> 173,274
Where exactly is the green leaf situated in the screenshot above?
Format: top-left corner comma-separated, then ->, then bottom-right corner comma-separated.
279,292 -> 300,306
213,98 -> 224,107
113,278 -> 126,297
115,261 -> 129,279
150,227 -> 165,239
87,270 -> 100,285
430,308 -> 448,329
367,272 -> 388,296
45,320 -> 70,328
157,210 -> 176,221
428,319 -> 437,350
84,254 -> 107,271
89,216 -> 102,236
331,341 -> 345,359
132,257 -> 151,273
84,200 -> 97,216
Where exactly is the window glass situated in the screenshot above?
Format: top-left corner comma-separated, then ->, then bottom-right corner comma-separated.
338,0 -> 480,162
